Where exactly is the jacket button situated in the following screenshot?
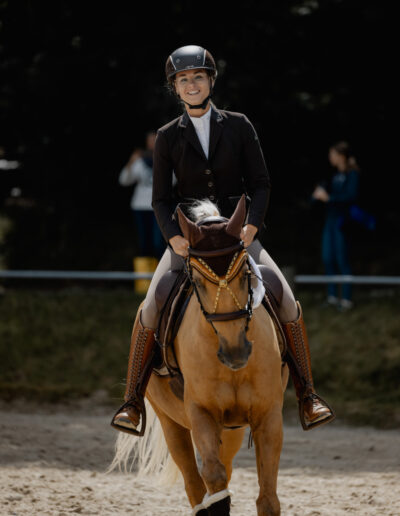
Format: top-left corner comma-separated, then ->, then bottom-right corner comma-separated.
209,195 -> 215,201
205,169 -> 211,175
208,181 -> 213,187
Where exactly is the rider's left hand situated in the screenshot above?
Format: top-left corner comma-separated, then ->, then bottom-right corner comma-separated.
240,224 -> 258,248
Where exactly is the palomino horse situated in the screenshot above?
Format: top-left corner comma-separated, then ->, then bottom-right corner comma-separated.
112,195 -> 289,515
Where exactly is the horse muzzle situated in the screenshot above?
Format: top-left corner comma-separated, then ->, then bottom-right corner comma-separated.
217,332 -> 252,371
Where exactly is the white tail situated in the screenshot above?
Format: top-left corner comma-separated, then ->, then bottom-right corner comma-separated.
107,400 -> 181,487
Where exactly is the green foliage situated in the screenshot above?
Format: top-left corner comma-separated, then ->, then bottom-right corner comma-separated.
301,291 -> 400,428
0,287 -> 144,401
0,287 -> 399,428
0,1 -> 393,273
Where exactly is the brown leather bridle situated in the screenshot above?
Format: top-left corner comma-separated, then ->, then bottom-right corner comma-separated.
184,241 -> 254,335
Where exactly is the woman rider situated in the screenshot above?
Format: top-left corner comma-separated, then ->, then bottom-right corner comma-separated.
111,45 -> 335,435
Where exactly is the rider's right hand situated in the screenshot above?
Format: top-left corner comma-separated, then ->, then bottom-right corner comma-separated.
169,235 -> 190,257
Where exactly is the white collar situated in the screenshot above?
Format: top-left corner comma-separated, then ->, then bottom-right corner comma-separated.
189,107 -> 212,125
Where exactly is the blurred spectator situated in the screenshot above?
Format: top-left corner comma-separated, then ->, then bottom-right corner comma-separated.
312,141 -> 360,311
0,146 -> 20,170
118,131 -> 164,259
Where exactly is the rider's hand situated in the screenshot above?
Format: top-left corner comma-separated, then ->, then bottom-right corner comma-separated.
240,224 -> 258,248
127,149 -> 142,167
169,235 -> 190,257
312,186 -> 330,202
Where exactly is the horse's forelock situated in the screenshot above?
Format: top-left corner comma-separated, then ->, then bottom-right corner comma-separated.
186,199 -> 241,275
188,199 -> 221,223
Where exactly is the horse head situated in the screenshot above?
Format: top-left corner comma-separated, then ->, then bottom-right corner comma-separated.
177,194 -> 253,370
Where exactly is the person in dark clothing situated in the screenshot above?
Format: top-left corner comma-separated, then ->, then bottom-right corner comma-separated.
111,45 -> 335,435
312,141 -> 360,311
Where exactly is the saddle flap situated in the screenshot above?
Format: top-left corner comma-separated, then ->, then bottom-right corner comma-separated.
155,270 -> 182,312
154,268 -> 192,376
258,266 -> 286,357
258,265 -> 283,307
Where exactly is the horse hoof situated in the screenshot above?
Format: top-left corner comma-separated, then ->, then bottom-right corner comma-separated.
191,502 -> 207,515
206,498 -> 230,515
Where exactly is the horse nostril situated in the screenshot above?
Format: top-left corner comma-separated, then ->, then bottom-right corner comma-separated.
217,349 -> 225,363
245,339 -> 252,357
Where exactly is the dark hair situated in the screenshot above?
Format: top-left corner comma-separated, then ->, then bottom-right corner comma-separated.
330,141 -> 360,171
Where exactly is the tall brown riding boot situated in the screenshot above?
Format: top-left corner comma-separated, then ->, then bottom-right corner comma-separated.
111,307 -> 156,436
283,301 -> 335,430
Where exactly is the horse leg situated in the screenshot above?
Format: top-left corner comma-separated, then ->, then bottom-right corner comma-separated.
252,407 -> 283,516
219,427 -> 246,482
150,403 -> 207,512
189,404 -> 232,515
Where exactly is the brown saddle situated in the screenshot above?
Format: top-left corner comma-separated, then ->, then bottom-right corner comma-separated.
154,268 -> 192,375
258,265 -> 287,357
153,263 -> 287,399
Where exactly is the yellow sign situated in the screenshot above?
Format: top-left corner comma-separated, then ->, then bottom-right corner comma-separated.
133,256 -> 158,294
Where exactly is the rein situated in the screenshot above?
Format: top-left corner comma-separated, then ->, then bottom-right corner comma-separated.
183,242 -> 254,335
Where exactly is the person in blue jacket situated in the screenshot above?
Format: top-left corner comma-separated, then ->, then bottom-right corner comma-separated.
312,141 -> 360,311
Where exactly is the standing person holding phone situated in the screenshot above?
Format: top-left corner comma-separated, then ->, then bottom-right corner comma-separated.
312,141 -> 360,311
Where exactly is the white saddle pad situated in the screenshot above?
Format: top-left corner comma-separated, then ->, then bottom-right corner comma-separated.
247,255 -> 265,309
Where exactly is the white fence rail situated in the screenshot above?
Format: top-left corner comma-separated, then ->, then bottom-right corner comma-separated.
0,270 -> 153,280
294,275 -> 400,285
0,270 -> 399,285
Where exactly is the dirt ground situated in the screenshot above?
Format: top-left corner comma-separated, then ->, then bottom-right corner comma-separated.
1,396 -> 399,516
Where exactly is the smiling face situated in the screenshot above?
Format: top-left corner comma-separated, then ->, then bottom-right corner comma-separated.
174,68 -> 214,114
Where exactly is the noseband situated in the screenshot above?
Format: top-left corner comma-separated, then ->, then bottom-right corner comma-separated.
185,242 -> 254,335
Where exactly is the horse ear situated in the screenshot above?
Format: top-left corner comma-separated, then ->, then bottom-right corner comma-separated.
176,207 -> 201,245
226,194 -> 247,238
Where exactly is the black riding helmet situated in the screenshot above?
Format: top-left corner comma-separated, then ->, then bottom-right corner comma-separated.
165,45 -> 217,110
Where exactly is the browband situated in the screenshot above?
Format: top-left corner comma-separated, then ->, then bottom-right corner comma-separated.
190,249 -> 248,285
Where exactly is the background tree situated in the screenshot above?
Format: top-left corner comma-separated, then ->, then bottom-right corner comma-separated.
0,1 -> 390,273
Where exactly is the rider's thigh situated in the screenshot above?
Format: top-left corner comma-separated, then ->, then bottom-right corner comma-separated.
141,247 -> 184,328
247,239 -> 298,322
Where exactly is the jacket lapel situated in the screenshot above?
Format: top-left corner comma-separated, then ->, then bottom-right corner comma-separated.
179,107 -> 224,162
209,106 -> 223,160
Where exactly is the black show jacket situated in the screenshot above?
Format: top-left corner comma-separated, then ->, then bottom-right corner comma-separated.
152,105 -> 271,243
